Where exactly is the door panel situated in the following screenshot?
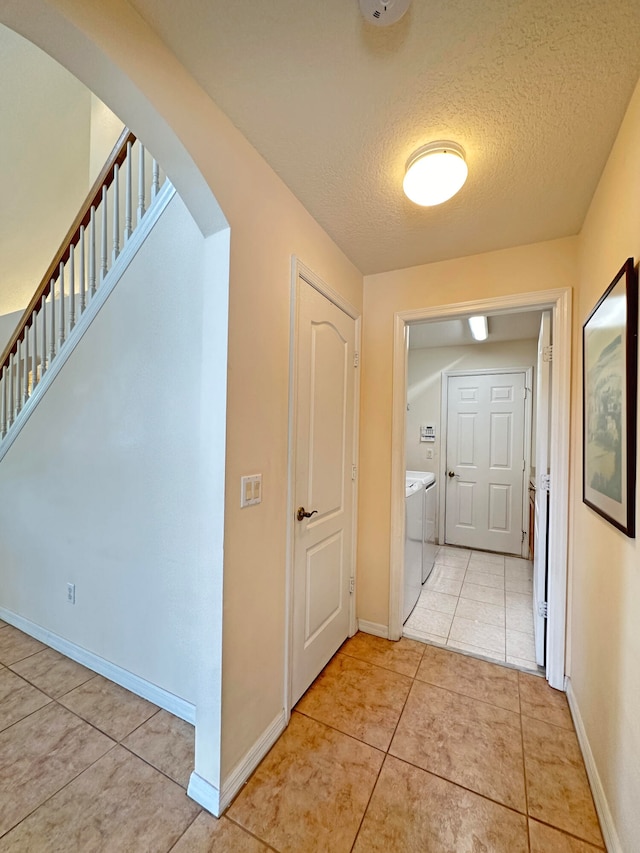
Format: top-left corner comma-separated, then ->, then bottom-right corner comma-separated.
534,312 -> 551,666
445,371 -> 527,554
292,278 -> 356,705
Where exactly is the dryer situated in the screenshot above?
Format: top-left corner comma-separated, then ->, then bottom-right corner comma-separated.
404,480 -> 423,622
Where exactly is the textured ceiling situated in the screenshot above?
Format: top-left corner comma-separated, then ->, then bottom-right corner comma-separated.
129,0 -> 640,275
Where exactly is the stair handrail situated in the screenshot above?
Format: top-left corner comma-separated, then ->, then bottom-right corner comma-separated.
0,127 -> 136,374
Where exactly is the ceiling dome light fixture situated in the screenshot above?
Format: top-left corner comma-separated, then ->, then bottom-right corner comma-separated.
403,141 -> 468,206
359,0 -> 411,27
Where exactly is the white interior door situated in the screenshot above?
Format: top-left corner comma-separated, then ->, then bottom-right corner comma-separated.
291,277 -> 356,705
445,371 -> 527,554
534,312 -> 551,666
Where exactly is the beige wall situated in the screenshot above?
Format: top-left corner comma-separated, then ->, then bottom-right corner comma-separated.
1,0 -> 363,789
570,77 -> 640,851
0,25 -> 91,315
358,237 -> 578,626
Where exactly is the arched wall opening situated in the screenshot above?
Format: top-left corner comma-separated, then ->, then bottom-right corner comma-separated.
0,0 -> 230,811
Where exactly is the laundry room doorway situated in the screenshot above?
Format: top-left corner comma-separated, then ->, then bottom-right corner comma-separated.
391,289 -> 571,691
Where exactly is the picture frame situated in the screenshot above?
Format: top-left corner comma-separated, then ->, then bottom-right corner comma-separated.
583,257 -> 638,537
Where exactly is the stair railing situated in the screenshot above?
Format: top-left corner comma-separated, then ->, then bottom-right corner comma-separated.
0,127 -> 166,438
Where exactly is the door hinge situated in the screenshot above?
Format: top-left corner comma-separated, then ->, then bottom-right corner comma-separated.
349,577 -> 355,594
522,530 -> 526,543
353,351 -> 359,367
543,345 -> 553,363
351,464 -> 357,481
538,601 -> 548,619
523,387 -> 528,399
540,473 -> 550,492
522,459 -> 526,471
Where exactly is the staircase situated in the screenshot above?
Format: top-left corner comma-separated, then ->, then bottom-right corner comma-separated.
0,128 -> 173,456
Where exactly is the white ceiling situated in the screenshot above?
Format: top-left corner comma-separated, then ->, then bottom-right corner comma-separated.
408,311 -> 542,349
129,0 -> 640,275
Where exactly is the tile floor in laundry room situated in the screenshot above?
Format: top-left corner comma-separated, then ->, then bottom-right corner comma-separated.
0,614 -> 603,851
404,544 -> 540,670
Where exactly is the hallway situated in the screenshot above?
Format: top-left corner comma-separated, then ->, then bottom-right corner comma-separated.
0,622 -> 603,851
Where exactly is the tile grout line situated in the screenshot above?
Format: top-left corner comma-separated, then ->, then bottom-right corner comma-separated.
517,671 -> 533,853
348,641 -> 428,853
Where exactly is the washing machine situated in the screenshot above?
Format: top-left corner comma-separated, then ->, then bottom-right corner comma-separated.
406,470 -> 437,583
404,479 -> 423,622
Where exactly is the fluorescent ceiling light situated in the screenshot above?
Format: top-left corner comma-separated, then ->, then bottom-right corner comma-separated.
403,141 -> 468,206
468,315 -> 488,341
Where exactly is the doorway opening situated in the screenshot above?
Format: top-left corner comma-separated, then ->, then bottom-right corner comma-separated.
389,289 -> 571,691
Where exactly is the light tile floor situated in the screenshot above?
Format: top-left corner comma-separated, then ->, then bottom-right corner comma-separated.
0,623 -> 604,851
404,544 -> 540,670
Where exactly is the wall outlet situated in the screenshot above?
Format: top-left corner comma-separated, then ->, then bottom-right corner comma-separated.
426,448 -> 434,460
240,474 -> 262,507
66,582 -> 76,604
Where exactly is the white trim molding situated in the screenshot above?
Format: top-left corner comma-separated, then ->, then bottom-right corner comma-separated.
0,605 -> 195,723
357,620 -> 389,638
218,711 -> 287,814
566,678 -> 622,853
389,288 -> 572,692
187,772 -> 220,816
189,710 -> 287,816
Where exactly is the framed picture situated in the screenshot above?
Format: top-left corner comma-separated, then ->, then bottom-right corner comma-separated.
583,258 -> 638,536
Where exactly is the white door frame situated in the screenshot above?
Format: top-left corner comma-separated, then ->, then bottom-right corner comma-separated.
439,367 -> 533,557
389,288 -> 571,691
284,257 -> 361,720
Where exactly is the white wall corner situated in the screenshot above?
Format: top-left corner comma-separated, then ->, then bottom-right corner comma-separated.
566,678 -> 622,853
357,620 -> 389,639
187,772 -> 220,817
217,711 -> 286,814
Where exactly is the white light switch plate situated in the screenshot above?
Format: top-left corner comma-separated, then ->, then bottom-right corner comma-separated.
241,474 -> 262,507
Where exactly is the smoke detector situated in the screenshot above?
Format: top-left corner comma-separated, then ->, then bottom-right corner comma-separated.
359,0 -> 411,27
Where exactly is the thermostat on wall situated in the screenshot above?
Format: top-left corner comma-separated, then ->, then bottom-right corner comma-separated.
420,425 -> 435,442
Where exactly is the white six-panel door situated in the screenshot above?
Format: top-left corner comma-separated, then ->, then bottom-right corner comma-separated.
444,371 -> 527,555
291,277 -> 356,705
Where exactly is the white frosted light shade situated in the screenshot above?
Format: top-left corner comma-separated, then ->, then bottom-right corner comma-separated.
403,142 -> 468,206
468,315 -> 488,341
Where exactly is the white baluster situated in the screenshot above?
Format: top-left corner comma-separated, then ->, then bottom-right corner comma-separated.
125,142 -> 133,241
89,207 -> 97,297
31,312 -> 37,390
23,328 -> 29,404
1,367 -> 6,437
69,244 -> 76,331
112,163 -> 120,263
137,143 -> 146,224
59,262 -> 65,349
79,226 -> 86,314
152,159 -> 160,200
41,296 -> 47,376
8,354 -> 13,427
49,282 -> 56,364
15,340 -> 21,416
100,187 -> 108,282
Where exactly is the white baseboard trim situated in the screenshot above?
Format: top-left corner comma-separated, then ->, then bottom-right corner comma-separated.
566,677 -> 621,853
187,772 -> 220,816
357,619 -> 389,639
219,711 -> 287,813
0,606 -> 195,725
